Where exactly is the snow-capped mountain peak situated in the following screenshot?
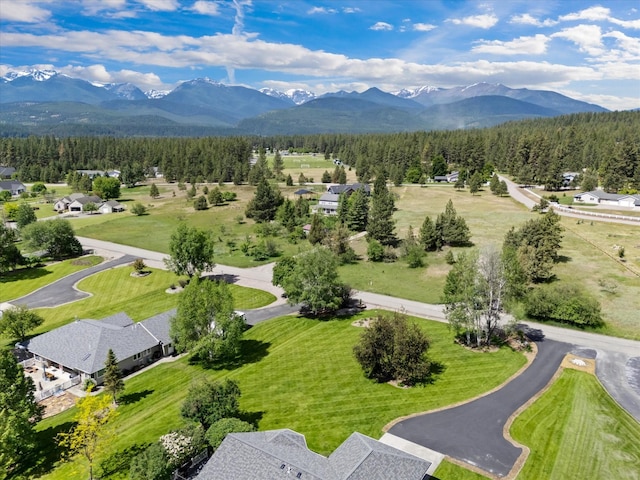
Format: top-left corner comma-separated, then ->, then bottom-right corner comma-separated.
145,89 -> 170,99
2,68 -> 59,82
393,85 -> 442,98
260,87 -> 315,104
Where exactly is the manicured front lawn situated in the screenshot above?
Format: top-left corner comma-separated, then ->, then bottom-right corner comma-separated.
33,313 -> 526,479
0,255 -> 102,303
29,266 -> 276,335
511,368 -> 640,479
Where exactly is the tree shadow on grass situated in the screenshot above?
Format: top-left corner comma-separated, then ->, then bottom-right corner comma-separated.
97,444 -> 148,478
190,339 -> 271,371
420,360 -> 446,386
118,389 -> 154,406
0,265 -> 50,285
17,421 -> 75,479
557,254 -> 571,263
238,409 -> 265,428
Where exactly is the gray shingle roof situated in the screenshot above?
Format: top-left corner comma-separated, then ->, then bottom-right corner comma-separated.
319,193 -> 340,203
140,309 -> 175,345
196,429 -> 431,480
26,315 -> 159,374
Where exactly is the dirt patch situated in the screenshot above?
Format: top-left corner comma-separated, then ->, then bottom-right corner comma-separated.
40,391 -> 78,418
352,318 -> 373,328
165,286 -> 183,294
561,354 -> 596,374
70,258 -> 98,266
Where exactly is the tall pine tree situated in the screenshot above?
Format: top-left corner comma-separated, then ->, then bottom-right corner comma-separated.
103,349 -> 124,405
367,174 -> 397,246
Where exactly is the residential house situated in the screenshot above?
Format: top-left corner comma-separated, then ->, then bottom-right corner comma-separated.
68,195 -> 103,212
316,193 -> 340,215
25,309 -> 175,385
573,190 -> 640,208
433,172 -> 459,183
0,166 -> 16,179
76,169 -> 121,179
99,200 -> 125,214
196,429 -> 431,480
0,180 -> 26,196
53,192 -> 89,212
327,183 -> 371,196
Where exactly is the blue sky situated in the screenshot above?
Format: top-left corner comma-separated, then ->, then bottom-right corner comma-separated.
1,0 -> 639,109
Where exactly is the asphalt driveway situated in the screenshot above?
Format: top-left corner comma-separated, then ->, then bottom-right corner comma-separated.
10,254 -> 136,309
388,339 -> 573,477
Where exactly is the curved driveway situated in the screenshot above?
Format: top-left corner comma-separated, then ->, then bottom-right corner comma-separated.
10,254 -> 135,308
388,339 -> 573,477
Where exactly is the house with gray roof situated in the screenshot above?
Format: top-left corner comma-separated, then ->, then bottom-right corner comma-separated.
315,193 -> 340,215
327,183 -> 371,196
0,166 -> 16,179
68,195 -> 103,212
573,190 -> 640,208
0,180 -> 26,196
25,309 -> 175,384
196,429 -> 431,480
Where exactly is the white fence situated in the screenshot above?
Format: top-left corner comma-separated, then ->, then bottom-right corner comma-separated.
552,204 -> 640,222
34,376 -> 81,402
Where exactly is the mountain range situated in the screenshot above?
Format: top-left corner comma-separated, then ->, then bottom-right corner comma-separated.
0,69 -> 609,136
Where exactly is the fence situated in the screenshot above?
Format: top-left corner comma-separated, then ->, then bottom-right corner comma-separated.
552,204 -> 640,223
34,376 -> 81,402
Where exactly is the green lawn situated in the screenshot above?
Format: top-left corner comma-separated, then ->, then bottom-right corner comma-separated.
32,313 -> 526,479
0,256 -> 102,303
511,368 -> 640,479
27,266 -> 275,335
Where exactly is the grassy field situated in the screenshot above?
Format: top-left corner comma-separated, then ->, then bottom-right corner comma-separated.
339,185 -> 640,339
31,313 -> 526,479
511,368 -> 640,479
0,256 -> 102,303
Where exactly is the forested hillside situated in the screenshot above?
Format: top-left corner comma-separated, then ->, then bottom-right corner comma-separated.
1,111 -> 638,192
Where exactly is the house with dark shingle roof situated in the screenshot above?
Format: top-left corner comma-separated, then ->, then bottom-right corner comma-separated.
327,183 -> 371,196
195,429 -> 431,480
0,180 -> 26,196
0,166 -> 16,179
25,309 -> 176,384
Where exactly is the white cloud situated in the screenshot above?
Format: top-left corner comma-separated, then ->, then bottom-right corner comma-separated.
413,23 -> 437,32
450,14 -> 498,29
473,34 -> 549,55
308,7 -> 337,15
0,1 -> 51,23
556,89 -> 640,111
509,13 -> 557,27
559,5 -> 640,29
134,0 -> 179,11
552,25 -> 604,56
191,1 -> 220,16
559,6 -> 610,23
343,7 -> 361,14
370,22 -> 393,31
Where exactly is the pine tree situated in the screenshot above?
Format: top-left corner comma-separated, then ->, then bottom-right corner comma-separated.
419,215 -> 439,251
245,178 -> 284,223
103,349 -> 124,405
367,174 -> 397,246
149,183 -> 159,198
489,174 -> 500,194
272,150 -> 284,179
308,214 -> 325,245
346,188 -> 369,232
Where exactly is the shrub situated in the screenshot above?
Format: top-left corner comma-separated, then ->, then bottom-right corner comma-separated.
131,202 -> 147,216
445,250 -> 456,264
193,195 -> 208,210
205,418 -> 255,450
524,284 -> 603,327
83,378 -> 96,392
132,258 -> 146,273
405,245 -> 425,268
367,239 -> 384,262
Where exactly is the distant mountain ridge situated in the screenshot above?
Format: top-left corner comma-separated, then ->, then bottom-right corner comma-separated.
0,68 -> 610,136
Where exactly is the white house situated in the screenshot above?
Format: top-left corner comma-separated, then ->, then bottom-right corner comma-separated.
573,190 -> 640,208
99,200 -> 125,214
315,193 -> 340,215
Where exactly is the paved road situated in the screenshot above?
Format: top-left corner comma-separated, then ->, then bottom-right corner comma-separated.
9,254 -> 135,308
389,339 -> 573,477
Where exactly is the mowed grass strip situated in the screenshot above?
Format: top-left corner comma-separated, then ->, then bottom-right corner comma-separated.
30,266 -> 275,334
35,312 -> 525,479
511,368 -> 640,479
0,256 -> 103,303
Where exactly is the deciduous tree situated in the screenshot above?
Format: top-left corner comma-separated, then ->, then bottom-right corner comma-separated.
353,312 -> 430,385
0,305 -> 44,341
21,218 -> 82,259
164,223 -> 215,277
58,393 -> 117,480
0,223 -> 23,273
170,278 -> 243,363
205,418 -> 255,450
280,247 -> 349,316
14,202 -> 37,228
92,176 -> 121,200
130,202 -> 147,216
181,379 -> 241,430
